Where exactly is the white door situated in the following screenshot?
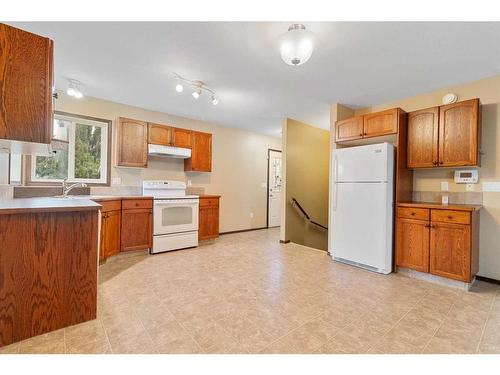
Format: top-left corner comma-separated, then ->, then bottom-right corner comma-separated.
335,142 -> 393,182
331,181 -> 393,274
268,150 -> 282,227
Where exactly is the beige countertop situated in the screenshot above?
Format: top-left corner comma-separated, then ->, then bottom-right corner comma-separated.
0,197 -> 101,215
398,202 -> 482,211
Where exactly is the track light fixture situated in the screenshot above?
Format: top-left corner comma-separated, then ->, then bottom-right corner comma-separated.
173,72 -> 219,105
66,79 -> 84,98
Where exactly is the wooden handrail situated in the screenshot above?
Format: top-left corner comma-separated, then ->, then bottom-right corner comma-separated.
290,197 -> 328,231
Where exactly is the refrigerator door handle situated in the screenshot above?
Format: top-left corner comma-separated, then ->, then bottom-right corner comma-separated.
333,156 -> 338,211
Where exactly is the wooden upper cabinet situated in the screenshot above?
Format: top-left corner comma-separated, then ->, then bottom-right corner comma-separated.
117,117 -> 148,167
172,127 -> 192,148
0,23 -> 53,143
430,222 -> 471,282
185,131 -> 212,172
407,107 -> 439,168
363,108 -> 399,138
438,98 -> 480,167
396,217 -> 430,273
335,116 -> 364,142
148,123 -> 172,146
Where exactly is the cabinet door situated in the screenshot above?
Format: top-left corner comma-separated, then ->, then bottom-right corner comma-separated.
172,127 -> 192,148
185,131 -> 212,172
363,108 -> 399,138
148,123 -> 172,145
396,218 -> 430,273
407,107 -> 439,168
104,210 -> 121,258
99,214 -> 107,261
117,117 -> 148,167
438,99 -> 480,167
199,206 -> 219,240
335,117 -> 363,142
0,23 -> 53,143
120,209 -> 152,252
430,222 -> 471,282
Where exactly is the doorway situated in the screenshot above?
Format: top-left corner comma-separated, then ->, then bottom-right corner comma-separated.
267,149 -> 282,228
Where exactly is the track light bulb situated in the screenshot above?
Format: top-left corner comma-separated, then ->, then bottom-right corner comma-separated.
211,96 -> 219,105
175,83 -> 184,93
192,90 -> 201,100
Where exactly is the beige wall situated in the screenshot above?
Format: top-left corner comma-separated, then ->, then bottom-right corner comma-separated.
54,94 -> 281,233
283,118 -> 330,250
336,74 -> 500,279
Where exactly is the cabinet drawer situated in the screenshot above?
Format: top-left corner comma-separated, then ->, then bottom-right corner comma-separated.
122,199 -> 153,210
431,210 -> 470,225
199,197 -> 219,208
98,200 -> 121,212
397,207 -> 429,221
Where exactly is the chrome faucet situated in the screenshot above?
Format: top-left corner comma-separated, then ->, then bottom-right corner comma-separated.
61,179 -> 88,197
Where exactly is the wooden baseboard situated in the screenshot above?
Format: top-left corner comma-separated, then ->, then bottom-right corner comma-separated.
476,275 -> 500,285
219,227 -> 268,235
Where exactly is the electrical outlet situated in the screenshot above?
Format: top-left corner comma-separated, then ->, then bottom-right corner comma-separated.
466,183 -> 474,192
250,212 -> 254,219
441,181 -> 449,191
187,180 -> 192,187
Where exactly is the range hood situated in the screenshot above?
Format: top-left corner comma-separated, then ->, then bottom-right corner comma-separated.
148,144 -> 191,159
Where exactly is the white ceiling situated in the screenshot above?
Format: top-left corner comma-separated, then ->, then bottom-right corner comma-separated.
10,22 -> 500,137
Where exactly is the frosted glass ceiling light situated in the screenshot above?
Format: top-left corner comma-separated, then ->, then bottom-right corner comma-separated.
279,24 -> 315,66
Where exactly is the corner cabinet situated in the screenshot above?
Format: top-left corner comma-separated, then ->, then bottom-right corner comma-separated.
116,117 -> 148,167
407,99 -> 481,168
185,131 -> 212,172
335,108 -> 403,143
396,204 -> 480,282
0,23 -> 54,144
199,196 -> 220,240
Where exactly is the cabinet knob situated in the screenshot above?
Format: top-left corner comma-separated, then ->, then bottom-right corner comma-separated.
439,161 -> 444,165
433,161 -> 438,165
359,133 -> 363,136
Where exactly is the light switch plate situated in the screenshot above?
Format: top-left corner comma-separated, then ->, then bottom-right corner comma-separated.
187,180 -> 192,187
466,183 -> 474,192
441,181 -> 449,191
483,182 -> 500,192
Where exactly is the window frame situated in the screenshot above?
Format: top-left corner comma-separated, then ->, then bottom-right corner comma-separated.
26,111 -> 112,186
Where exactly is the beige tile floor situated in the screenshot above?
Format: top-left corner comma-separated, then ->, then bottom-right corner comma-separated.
1,227 -> 499,354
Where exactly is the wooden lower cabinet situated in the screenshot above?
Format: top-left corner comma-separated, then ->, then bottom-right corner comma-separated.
199,196 -> 220,240
121,208 -> 152,252
396,218 -> 430,273
97,198 -> 152,260
396,204 -> 479,282
430,222 -> 471,282
100,210 -> 121,260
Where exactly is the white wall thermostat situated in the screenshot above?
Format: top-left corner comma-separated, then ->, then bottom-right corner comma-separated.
454,169 -> 478,184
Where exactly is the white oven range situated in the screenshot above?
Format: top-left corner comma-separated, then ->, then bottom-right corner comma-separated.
142,180 -> 199,254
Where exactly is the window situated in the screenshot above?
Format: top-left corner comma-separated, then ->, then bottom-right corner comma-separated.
30,112 -> 111,185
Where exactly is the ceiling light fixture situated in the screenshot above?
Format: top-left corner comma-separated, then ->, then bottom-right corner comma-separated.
173,72 -> 219,106
66,78 -> 84,98
279,23 -> 315,66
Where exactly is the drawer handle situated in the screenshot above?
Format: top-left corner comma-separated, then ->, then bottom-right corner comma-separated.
447,215 -> 453,219
410,212 -> 415,216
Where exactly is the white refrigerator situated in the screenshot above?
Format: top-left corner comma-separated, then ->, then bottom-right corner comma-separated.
329,142 -> 394,274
